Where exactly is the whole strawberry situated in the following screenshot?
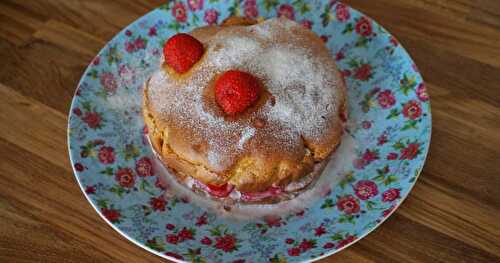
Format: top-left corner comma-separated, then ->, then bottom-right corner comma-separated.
215,70 -> 262,115
163,33 -> 204,74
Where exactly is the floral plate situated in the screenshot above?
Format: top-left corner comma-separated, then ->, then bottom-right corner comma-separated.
68,0 -> 431,262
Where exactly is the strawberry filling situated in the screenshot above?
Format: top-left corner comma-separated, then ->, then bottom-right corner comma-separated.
193,179 -> 283,201
339,110 -> 348,123
194,180 -> 235,198
240,186 -> 283,202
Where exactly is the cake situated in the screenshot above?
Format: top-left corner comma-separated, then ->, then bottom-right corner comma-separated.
143,17 -> 347,204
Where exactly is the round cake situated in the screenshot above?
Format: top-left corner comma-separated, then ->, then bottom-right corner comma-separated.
143,17 -> 347,204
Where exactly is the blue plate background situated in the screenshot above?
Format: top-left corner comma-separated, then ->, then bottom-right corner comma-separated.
68,1 -> 431,262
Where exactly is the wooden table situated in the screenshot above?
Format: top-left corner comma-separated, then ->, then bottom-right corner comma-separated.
1,0 -> 499,262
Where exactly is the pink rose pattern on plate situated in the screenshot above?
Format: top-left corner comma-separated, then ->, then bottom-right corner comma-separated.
68,1 -> 431,262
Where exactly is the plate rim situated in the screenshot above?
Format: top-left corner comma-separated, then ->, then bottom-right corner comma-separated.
66,7 -> 188,263
67,2 -> 433,262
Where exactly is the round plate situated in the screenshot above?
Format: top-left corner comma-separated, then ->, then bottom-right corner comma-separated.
68,1 -> 431,262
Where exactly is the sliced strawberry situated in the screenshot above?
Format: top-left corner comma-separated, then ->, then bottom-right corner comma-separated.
206,183 -> 235,198
339,111 -> 347,122
241,186 -> 283,202
194,180 -> 234,198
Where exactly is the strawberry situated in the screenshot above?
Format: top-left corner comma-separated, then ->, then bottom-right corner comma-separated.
163,33 -> 204,74
194,180 -> 234,198
240,186 -> 282,202
215,70 -> 262,115
206,183 -> 235,198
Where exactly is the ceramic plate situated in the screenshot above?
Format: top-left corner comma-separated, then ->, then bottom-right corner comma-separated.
68,0 -> 431,262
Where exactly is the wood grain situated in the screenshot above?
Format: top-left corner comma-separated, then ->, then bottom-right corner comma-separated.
0,0 -> 499,262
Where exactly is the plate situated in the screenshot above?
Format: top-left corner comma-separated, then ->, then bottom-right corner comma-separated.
68,1 -> 431,262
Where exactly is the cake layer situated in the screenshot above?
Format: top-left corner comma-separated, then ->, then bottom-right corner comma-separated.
143,17 -> 346,193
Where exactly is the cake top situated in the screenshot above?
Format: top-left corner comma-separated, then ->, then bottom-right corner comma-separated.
147,18 -> 346,172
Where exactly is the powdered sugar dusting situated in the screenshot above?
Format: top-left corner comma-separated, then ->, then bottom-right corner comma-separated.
253,22 -> 272,38
147,18 -> 344,172
237,127 -> 255,150
207,146 -> 222,170
254,46 -> 335,138
209,36 -> 263,69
